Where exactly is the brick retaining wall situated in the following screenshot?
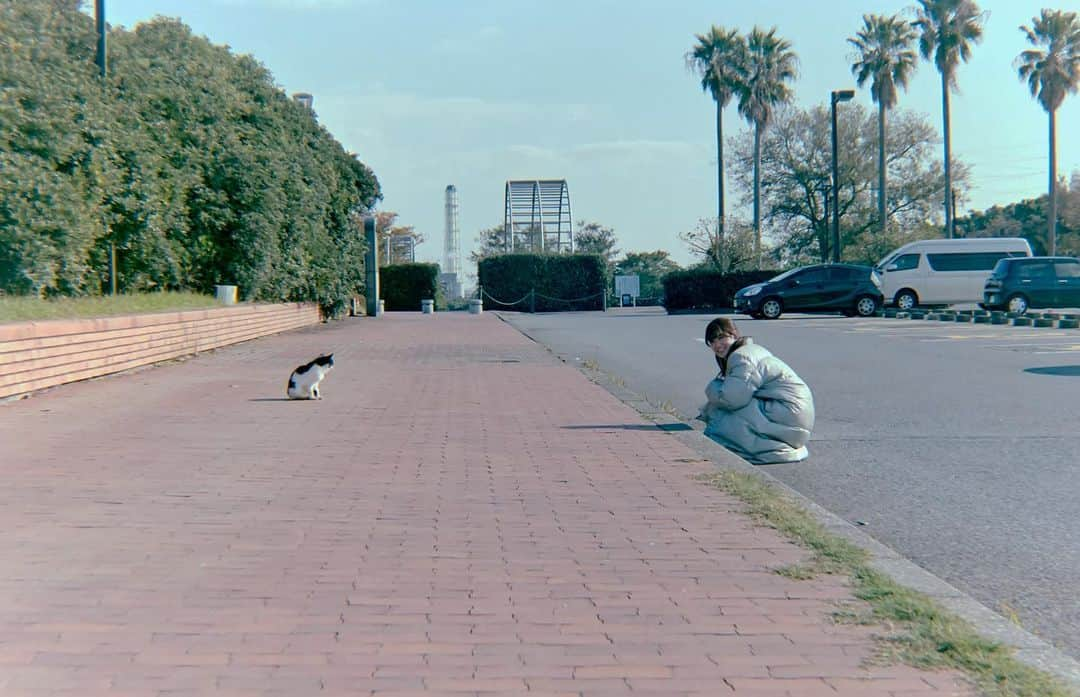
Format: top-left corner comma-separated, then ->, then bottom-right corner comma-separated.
0,303 -> 320,400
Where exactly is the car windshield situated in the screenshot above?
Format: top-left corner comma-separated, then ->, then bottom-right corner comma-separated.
874,254 -> 895,272
768,267 -> 805,283
990,259 -> 1009,277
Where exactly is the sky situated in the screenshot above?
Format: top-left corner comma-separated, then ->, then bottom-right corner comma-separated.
103,0 -> 1080,269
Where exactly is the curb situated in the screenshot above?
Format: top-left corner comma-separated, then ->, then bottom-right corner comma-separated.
880,307 -> 1080,330
496,312 -> 1080,694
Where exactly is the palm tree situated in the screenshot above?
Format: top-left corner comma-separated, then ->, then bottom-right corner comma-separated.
849,14 -> 918,239
913,0 -> 986,239
1016,9 -> 1080,256
686,27 -> 746,272
736,26 -> 798,263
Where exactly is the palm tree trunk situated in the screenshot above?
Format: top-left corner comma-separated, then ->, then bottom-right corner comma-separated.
753,124 -> 761,265
941,72 -> 953,238
878,103 -> 887,238
716,103 -> 726,272
1048,108 -> 1057,256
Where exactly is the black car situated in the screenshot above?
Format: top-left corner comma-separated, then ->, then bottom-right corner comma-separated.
982,256 -> 1080,314
734,263 -> 884,320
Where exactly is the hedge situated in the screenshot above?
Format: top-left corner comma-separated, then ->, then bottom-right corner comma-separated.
478,254 -> 606,312
662,268 -> 781,312
380,263 -> 441,311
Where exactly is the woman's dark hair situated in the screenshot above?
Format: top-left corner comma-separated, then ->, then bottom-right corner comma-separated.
705,317 -> 740,344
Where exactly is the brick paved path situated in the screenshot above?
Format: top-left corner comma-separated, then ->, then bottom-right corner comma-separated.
0,313 -> 971,696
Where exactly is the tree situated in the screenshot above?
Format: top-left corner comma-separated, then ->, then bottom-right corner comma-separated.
1016,9 -> 1080,256
686,26 -> 746,272
849,14 -> 918,239
373,211 -> 422,267
679,217 -> 759,272
615,251 -> 681,301
727,102 -> 961,265
574,221 -> 619,263
735,26 -> 798,264
470,225 -> 508,263
913,0 -> 986,240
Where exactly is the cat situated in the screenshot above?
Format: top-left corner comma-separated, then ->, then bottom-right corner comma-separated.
286,354 -> 334,400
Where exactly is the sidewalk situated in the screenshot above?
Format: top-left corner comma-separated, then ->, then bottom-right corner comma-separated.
0,313 -> 972,696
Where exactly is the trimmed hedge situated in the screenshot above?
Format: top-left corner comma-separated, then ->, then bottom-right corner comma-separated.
478,254 -> 606,312
380,263 -> 441,311
662,268 -> 781,312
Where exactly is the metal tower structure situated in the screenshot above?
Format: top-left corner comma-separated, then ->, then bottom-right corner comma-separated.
444,185 -> 461,276
503,180 -> 573,253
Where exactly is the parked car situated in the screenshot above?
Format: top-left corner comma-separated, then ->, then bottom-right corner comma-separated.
874,237 -> 1032,309
981,256 -> 1080,314
733,264 -> 883,320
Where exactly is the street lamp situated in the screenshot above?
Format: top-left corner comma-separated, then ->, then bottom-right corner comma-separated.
830,89 -> 855,263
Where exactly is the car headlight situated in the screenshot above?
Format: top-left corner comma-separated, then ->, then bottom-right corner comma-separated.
871,271 -> 882,289
742,285 -> 762,297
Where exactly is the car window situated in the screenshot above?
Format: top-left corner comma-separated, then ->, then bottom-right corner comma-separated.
926,252 -> 1007,271
890,253 -> 919,271
1054,261 -> 1080,279
1015,262 -> 1054,280
796,268 -> 826,284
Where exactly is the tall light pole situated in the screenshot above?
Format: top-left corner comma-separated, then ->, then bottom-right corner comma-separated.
830,89 -> 854,264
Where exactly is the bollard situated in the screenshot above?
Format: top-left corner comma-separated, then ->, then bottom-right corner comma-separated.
468,299 -> 483,315
421,299 -> 434,314
378,299 -> 385,315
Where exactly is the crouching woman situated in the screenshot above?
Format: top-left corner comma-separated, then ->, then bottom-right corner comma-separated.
700,318 -> 815,464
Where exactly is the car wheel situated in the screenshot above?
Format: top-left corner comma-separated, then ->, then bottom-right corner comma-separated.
1007,293 -> 1029,314
761,298 -> 783,319
894,290 -> 918,311
855,295 -> 879,317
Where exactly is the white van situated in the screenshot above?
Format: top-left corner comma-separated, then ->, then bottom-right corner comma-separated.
875,237 -> 1033,309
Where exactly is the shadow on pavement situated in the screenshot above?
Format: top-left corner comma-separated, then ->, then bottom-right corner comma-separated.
1023,365 -> 1080,377
562,423 -> 693,432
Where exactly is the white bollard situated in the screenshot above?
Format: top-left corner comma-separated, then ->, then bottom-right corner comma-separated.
468,299 -> 483,315
421,299 -> 434,314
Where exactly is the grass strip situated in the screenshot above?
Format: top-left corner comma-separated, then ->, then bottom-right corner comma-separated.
698,470 -> 1075,697
0,292 -> 221,322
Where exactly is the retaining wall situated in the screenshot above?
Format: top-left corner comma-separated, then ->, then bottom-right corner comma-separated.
0,303 -> 320,400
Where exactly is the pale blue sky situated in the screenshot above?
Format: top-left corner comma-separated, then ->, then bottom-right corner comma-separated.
105,0 -> 1079,267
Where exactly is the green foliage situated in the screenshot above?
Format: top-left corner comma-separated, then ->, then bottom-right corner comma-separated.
956,185 -> 1080,256
0,1 -> 381,308
379,263 -> 441,311
662,268 -> 779,311
477,254 -> 606,312
615,251 -> 681,302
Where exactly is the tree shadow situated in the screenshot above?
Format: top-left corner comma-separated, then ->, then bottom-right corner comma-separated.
1023,365 -> 1080,377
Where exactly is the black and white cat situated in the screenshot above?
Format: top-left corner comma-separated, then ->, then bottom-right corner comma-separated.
286,354 -> 334,400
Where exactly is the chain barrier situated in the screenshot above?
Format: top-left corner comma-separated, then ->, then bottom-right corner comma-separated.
479,287 -> 606,312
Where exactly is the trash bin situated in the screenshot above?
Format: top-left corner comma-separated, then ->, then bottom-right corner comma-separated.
468,299 -> 483,315
214,285 -> 238,305
421,299 -> 434,314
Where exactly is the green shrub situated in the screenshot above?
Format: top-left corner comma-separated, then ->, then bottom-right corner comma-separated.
380,263 -> 441,311
478,254 -> 605,312
662,268 -> 780,311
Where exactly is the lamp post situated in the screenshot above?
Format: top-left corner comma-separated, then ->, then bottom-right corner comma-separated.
94,0 -> 118,295
830,89 -> 854,264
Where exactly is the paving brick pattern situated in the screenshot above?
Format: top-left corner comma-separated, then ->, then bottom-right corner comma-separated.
0,313 -> 972,696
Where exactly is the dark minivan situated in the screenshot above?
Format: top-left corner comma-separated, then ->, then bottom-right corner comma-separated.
734,263 -> 884,319
982,256 -> 1080,314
